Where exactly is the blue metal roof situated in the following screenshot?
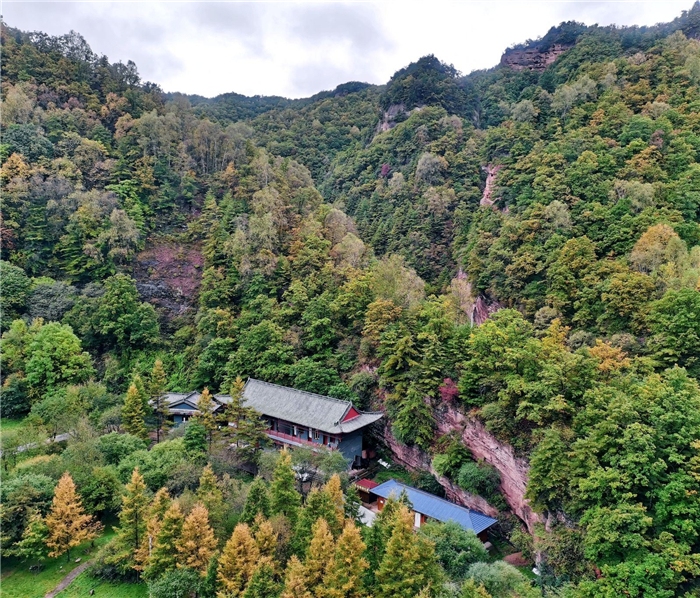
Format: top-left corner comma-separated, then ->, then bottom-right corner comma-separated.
371,479 -> 497,535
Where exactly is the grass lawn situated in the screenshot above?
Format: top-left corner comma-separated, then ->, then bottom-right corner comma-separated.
0,417 -> 26,434
56,573 -> 148,598
1,529 -> 115,598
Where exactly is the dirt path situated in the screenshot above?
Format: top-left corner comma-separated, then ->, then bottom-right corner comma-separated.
45,559 -> 92,598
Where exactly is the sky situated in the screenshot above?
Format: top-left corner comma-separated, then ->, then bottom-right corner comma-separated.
2,1 -> 693,99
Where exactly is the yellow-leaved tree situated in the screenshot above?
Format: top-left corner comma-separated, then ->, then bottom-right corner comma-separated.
176,503 -> 217,574
45,472 -> 102,560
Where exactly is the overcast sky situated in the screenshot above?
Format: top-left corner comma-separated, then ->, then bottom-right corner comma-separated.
2,1 -> 693,98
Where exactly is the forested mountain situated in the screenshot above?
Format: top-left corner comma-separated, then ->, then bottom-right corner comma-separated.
2,4 -> 700,597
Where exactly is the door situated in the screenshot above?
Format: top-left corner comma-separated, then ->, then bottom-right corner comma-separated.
414,511 -> 422,528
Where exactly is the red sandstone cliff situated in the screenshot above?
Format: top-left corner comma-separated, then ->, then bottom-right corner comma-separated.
383,404 -> 542,533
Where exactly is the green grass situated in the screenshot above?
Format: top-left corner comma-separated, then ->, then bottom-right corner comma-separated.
1,529 -> 115,598
56,573 -> 148,598
0,417 -> 26,434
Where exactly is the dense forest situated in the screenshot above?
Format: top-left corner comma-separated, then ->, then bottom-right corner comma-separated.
2,3 -> 700,597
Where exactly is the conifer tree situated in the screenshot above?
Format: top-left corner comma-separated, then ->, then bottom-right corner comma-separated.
149,359 -> 170,443
222,376 -> 248,432
150,487 -> 173,520
45,472 -> 101,560
131,372 -> 150,414
364,495 -> 401,586
304,518 -> 334,589
135,487 -> 172,570
281,555 -> 312,598
253,515 -> 277,559
293,487 -> 338,556
270,449 -> 301,524
122,383 -> 149,440
195,388 -> 217,451
217,522 -> 260,597
144,502 -> 184,580
343,484 -> 362,524
176,503 -> 217,574
197,464 -> 225,537
240,477 -> 271,525
460,579 -> 492,598
320,521 -> 368,598
242,558 -> 279,598
117,468 -> 151,563
376,506 -> 443,598
11,510 -> 49,568
323,474 -> 345,535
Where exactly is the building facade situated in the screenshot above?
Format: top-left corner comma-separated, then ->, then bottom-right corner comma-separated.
370,479 -> 497,541
161,379 -> 383,466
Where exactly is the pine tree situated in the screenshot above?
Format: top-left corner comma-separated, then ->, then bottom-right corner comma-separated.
217,523 -> 260,597
242,558 -> 279,598
320,521 -> 368,598
11,510 -> 49,568
176,503 -> 217,574
304,518 -> 334,589
195,388 -> 217,451
222,376 -> 248,432
253,515 -> 277,560
375,506 -> 443,598
197,464 -> 225,537
45,472 -> 101,561
270,449 -> 301,524
281,555 -> 312,598
240,477 -> 271,525
123,383 -> 149,441
323,475 -> 345,536
150,359 -> 170,443
144,502 -> 184,580
117,468 -> 151,566
364,495 -> 401,587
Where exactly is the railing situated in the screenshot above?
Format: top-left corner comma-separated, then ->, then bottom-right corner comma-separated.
266,429 -> 336,451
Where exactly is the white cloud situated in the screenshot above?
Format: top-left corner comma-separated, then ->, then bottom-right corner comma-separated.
2,1 -> 692,98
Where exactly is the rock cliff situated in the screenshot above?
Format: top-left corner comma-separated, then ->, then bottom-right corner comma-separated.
500,43 -> 572,71
383,404 -> 542,532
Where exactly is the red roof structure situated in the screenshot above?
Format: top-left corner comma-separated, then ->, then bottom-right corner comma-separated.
355,479 -> 379,491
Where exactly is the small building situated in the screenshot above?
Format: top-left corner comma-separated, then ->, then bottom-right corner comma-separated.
161,379 -> 383,466
354,478 -> 379,503
370,479 -> 497,541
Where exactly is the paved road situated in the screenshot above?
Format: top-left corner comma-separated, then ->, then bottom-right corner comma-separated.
1,433 -> 70,457
45,559 -> 93,598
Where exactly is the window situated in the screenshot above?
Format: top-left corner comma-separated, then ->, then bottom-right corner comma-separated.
313,429 -> 320,440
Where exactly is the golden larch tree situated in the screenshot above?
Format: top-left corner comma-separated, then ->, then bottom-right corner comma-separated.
217,522 -> 260,597
45,472 -> 102,560
176,503 -> 217,574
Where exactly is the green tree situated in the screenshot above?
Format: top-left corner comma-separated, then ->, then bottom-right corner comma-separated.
115,468 -> 151,570
197,464 -> 225,538
144,502 -> 184,580
0,261 -> 31,322
240,477 -> 271,525
149,359 -> 171,443
122,383 -> 149,441
418,521 -> 488,581
194,388 -> 217,452
376,505 -> 443,598
270,449 -> 301,524
242,559 -> 279,598
10,510 -> 49,569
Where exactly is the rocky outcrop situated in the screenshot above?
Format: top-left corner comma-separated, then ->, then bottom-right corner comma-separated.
480,164 -> 502,207
133,241 -> 203,319
472,295 -> 502,326
383,404 -> 542,532
376,104 -> 406,133
500,44 -> 572,72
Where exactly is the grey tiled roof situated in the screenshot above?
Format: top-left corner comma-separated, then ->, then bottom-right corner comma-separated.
160,380 -> 383,434
237,379 -> 383,434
